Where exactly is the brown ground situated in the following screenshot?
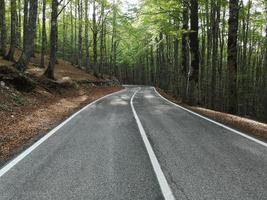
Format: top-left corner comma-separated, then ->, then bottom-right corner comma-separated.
28,54 -> 99,81
0,51 -> 122,164
157,88 -> 267,142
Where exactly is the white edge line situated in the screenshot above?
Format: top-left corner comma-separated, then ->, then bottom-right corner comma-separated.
0,88 -> 127,178
153,87 -> 267,148
131,88 -> 175,200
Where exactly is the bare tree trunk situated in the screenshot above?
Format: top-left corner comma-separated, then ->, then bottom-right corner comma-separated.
74,1 -> 78,65
23,0 -> 28,52
227,0 -> 239,114
111,0 -> 117,76
92,0 -> 98,69
263,20 -> 267,121
78,0 -> 83,68
16,0 -> 22,48
218,5 -> 226,110
62,0 -> 66,60
70,1 -> 74,64
181,3 -> 189,100
0,0 -> 6,56
99,1 -> 105,73
84,0 -> 90,70
5,0 -> 17,61
199,7 -> 206,106
158,32 -> 167,89
210,0 -> 220,109
242,0 -> 252,114
187,0 -> 199,104
174,36 -> 179,90
103,22 -> 108,73
40,0 -> 47,68
44,0 -> 58,79
15,0 -> 38,71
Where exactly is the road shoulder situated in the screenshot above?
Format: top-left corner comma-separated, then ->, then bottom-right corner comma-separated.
155,88 -> 267,143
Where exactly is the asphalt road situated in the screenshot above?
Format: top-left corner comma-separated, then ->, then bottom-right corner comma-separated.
0,86 -> 266,200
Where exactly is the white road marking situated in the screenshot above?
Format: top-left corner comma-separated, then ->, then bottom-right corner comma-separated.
0,89 -> 127,178
153,87 -> 267,148
131,88 -> 176,200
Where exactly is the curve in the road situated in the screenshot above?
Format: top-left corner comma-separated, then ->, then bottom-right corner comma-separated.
0,87 -> 165,200
133,86 -> 267,200
1,86 -> 266,200
0,89 -> 127,178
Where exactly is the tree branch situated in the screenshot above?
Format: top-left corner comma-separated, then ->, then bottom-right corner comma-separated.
57,0 -> 71,18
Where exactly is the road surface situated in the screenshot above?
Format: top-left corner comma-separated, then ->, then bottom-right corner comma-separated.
0,86 -> 266,200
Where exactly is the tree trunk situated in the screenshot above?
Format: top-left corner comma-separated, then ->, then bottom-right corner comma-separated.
263,21 -> 267,120
44,0 -> 58,79
242,0 -> 252,114
70,1 -> 74,64
175,37 -> 180,93
15,0 -> 38,71
74,1 -> 78,65
84,0 -> 90,69
40,0 -> 47,68
78,0 -> 83,68
111,0 -> 117,76
218,5 -> 226,111
181,4 -> 189,100
5,0 -> 17,61
158,32 -> 167,89
210,0 -> 220,109
92,0 -> 98,69
103,22 -> 108,73
0,0 -> 6,56
227,0 -> 239,114
16,0 -> 22,48
23,0 -> 28,52
62,0 -> 66,60
187,0 -> 199,104
99,1 -> 105,73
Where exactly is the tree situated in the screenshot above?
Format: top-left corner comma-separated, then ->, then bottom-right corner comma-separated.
181,2 -> 189,100
45,0 -> 70,79
227,0 -> 239,114
40,0 -> 47,68
0,0 -> 6,57
62,0 -> 67,60
5,0 -> 17,61
17,0 -> 22,48
84,0 -> 90,69
187,0 -> 200,104
111,0 -> 118,76
92,0 -> 98,69
182,2 -> 189,73
99,0 -> 106,72
15,0 -> 38,71
210,0 -> 220,109
1,0 -> 266,121
23,0 -> 29,52
77,0 -> 83,68
263,5 -> 267,120
44,0 -> 59,79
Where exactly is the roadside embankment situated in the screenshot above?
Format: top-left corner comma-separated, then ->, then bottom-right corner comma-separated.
157,88 -> 267,142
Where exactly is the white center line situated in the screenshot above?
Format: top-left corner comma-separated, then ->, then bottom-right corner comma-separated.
130,87 -> 176,200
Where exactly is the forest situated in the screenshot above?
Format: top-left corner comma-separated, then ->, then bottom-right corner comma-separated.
0,0 -> 266,121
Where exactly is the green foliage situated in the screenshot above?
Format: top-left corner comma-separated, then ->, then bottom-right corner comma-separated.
2,0 -> 267,119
